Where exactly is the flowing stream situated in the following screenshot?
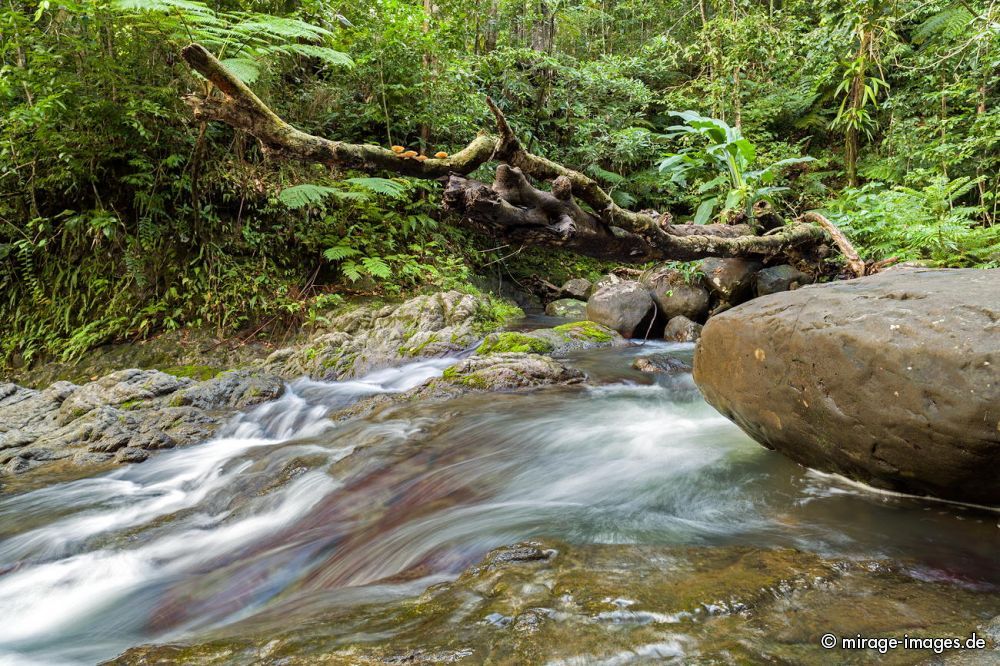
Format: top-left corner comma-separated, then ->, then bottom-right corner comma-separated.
0,341 -> 997,665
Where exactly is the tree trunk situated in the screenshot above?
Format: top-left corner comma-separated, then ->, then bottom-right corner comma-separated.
178,43 -> 838,266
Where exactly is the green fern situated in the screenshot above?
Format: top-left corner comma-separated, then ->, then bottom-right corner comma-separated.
278,184 -> 341,209
345,177 -> 408,198
913,4 -> 975,45
112,0 -> 353,79
323,245 -> 361,261
361,257 -> 392,278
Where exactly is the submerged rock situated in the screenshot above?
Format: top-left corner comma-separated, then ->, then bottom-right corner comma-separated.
108,540 -> 999,665
545,298 -> 587,319
694,268 -> 1000,505
586,281 -> 655,338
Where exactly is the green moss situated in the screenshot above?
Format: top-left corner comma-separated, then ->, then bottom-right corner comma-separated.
472,296 -> 525,336
118,398 -> 146,411
157,364 -> 220,381
552,320 -> 613,343
459,373 -> 490,389
476,332 -> 553,356
441,365 -> 459,380
401,333 -> 439,357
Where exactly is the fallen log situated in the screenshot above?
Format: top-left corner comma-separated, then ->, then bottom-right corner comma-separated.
179,43 -> 834,265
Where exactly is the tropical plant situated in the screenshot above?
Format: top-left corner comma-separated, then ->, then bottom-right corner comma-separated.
658,111 -> 814,225
823,176 -> 1000,266
112,0 -> 353,83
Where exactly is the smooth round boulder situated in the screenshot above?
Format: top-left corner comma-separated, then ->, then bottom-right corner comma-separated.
663,315 -> 703,343
586,273 -> 623,298
643,267 -> 710,321
559,278 -> 592,301
693,268 -> 1000,505
699,258 -> 761,305
585,281 -> 655,339
545,298 -> 587,319
754,265 -> 811,297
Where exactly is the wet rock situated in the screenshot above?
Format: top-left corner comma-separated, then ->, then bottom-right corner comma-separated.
586,281 -> 656,338
663,316 -> 703,343
57,369 -> 192,424
174,370 -> 284,410
436,353 -> 584,393
755,264 -> 812,296
477,331 -> 555,355
0,381 -> 76,449
264,291 -> 512,380
587,272 -> 623,298
332,353 -> 584,421
631,355 -> 691,375
693,268 -> 1000,505
114,447 -> 149,464
109,540 -> 1000,665
1,371 -> 243,482
545,298 -> 587,319
527,321 -> 626,356
477,322 -> 624,358
642,267 -> 710,321
559,278 -> 592,301
699,258 -> 762,305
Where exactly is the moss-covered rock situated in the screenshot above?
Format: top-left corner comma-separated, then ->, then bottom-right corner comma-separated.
476,332 -> 554,355
266,291 -> 520,381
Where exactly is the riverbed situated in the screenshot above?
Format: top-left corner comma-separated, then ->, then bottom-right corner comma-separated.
0,341 -> 996,664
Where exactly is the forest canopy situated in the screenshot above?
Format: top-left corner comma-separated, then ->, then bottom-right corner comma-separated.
2,0 -> 998,367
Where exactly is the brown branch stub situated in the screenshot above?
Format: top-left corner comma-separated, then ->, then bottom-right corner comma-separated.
800,211 -> 866,276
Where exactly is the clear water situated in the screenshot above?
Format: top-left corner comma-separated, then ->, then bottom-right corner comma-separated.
0,344 -> 996,665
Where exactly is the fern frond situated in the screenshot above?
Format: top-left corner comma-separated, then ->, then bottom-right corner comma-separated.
345,177 -> 408,198
913,5 -> 975,44
220,57 -> 261,83
278,184 -> 340,209
268,44 -> 353,68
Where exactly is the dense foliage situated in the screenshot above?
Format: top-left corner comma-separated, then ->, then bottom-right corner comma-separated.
2,0 -> 998,367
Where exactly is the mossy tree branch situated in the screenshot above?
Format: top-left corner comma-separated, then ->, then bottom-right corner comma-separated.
179,42 -> 833,265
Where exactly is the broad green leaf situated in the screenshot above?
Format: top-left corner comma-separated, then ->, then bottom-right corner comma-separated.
693,197 -> 718,225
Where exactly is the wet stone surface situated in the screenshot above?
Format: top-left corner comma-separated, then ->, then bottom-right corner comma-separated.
108,540 -> 999,665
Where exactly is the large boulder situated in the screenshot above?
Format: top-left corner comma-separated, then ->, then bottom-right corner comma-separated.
693,268 -> 1000,505
642,267 -> 710,321
585,281 -> 655,338
699,258 -> 761,305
